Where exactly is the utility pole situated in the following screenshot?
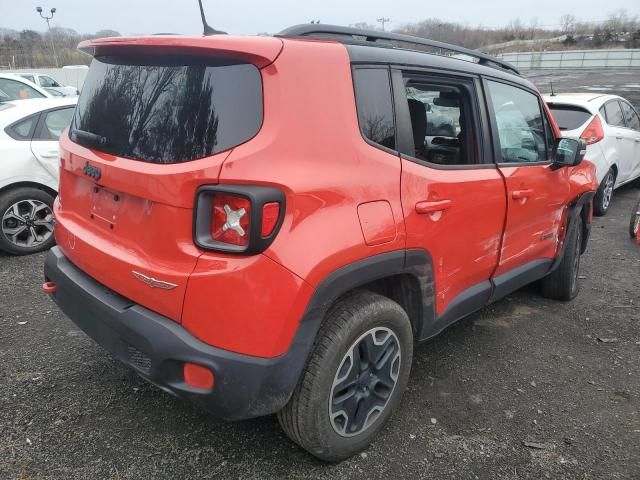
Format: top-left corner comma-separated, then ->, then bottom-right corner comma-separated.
36,6 -> 59,67
377,17 -> 390,31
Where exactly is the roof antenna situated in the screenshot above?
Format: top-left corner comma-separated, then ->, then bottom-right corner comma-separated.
550,81 -> 556,97
198,0 -> 226,35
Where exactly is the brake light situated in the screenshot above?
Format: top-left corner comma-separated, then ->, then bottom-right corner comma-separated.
211,194 -> 250,246
580,115 -> 604,145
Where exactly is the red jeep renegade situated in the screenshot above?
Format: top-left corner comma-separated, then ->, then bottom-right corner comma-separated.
44,25 -> 597,461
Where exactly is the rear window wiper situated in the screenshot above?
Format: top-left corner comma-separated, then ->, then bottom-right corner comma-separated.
71,129 -> 108,147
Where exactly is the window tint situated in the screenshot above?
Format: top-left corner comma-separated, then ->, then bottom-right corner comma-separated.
0,79 -> 45,100
72,55 -> 263,164
10,116 -> 37,139
39,76 -> 60,88
487,81 -> 547,163
37,107 -> 75,140
548,105 -> 592,131
404,80 -> 476,165
620,102 -> 640,131
353,68 -> 395,150
604,101 -> 625,127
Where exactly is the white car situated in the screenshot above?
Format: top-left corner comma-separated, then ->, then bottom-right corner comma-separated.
0,73 -> 54,101
0,97 -> 77,255
544,93 -> 640,215
16,72 -> 79,97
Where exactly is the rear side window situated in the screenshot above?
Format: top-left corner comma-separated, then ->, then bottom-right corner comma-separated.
620,102 -> 640,131
603,101 -> 625,128
71,55 -> 263,164
548,104 -> 592,131
352,68 -> 396,150
37,107 -> 75,140
7,115 -> 38,140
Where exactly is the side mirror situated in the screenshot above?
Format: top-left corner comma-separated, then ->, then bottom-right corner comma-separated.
553,138 -> 586,168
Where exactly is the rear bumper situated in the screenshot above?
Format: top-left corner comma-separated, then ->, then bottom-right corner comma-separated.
44,246 -> 303,421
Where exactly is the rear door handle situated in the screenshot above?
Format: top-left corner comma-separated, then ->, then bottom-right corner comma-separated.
512,189 -> 533,200
40,151 -> 59,159
415,199 -> 452,214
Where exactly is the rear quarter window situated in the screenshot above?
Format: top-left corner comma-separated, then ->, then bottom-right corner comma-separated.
71,55 -> 263,164
548,104 -> 592,131
352,68 -> 396,151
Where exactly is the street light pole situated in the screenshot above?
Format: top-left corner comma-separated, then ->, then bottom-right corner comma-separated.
377,17 -> 390,32
36,6 -> 59,68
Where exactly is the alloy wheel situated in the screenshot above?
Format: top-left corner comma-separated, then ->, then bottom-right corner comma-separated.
329,327 -> 401,437
1,199 -> 54,249
601,173 -> 614,211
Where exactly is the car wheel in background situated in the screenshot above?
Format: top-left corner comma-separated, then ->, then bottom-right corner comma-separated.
0,187 -> 56,256
278,291 -> 413,462
593,169 -> 616,216
630,197 -> 640,239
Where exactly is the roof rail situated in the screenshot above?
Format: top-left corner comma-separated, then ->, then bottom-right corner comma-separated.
278,24 -> 520,75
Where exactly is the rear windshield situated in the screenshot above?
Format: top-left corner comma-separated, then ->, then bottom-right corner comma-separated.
71,55 -> 262,164
547,104 -> 592,131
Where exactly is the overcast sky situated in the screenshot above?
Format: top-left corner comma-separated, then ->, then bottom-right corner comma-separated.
1,0 -> 638,35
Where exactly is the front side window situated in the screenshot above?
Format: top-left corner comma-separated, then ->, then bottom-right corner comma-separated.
37,107 -> 75,140
603,101 -> 625,128
404,79 -> 477,165
620,102 -> 640,131
39,76 -> 60,88
487,81 -> 547,164
0,79 -> 45,100
72,55 -> 263,164
352,68 -> 396,150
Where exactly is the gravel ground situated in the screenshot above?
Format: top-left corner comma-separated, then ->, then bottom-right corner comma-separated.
1,71 -> 640,480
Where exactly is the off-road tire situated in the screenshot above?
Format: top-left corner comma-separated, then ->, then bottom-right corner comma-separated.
541,216 -> 583,301
277,291 -> 413,462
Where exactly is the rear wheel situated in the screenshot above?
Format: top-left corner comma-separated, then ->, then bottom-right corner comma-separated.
630,197 -> 640,239
0,187 -> 55,256
278,291 -> 413,462
593,169 -> 615,216
541,216 -> 583,301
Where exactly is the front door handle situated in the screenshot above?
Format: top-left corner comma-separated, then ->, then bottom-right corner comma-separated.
615,135 -> 623,140
635,138 -> 640,143
415,199 -> 452,214
512,189 -> 533,200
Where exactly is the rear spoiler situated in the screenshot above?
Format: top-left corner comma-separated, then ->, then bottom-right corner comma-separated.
77,35 -> 283,69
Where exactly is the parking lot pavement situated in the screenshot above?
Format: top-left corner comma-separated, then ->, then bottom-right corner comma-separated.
1,185 -> 638,479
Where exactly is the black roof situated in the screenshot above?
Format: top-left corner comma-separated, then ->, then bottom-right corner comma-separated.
278,24 -> 521,77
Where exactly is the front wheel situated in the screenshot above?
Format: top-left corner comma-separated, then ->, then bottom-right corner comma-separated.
593,169 -> 615,216
541,216 -> 583,301
278,291 -> 413,462
630,197 -> 640,239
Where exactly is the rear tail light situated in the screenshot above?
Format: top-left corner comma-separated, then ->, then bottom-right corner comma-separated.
194,185 -> 285,254
212,194 -> 250,246
580,115 -> 604,145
